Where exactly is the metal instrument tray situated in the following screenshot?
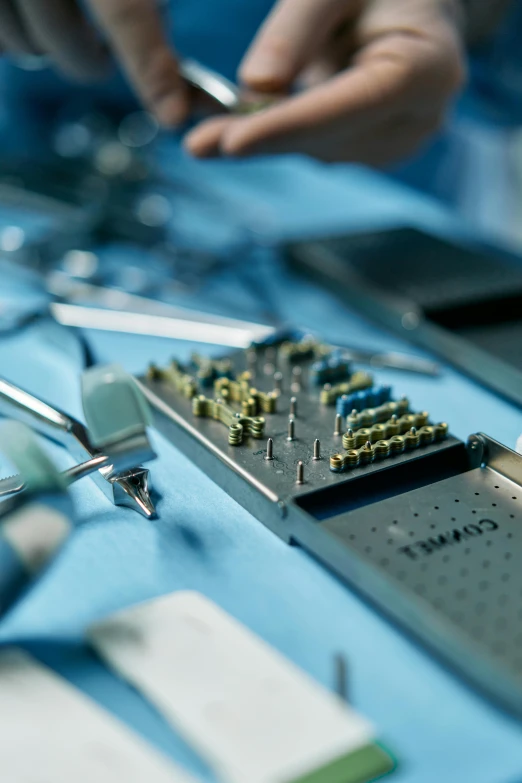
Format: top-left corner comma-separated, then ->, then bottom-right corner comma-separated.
285,227 -> 522,407
139,344 -> 522,716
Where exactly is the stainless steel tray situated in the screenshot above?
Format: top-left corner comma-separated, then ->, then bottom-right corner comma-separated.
139,342 -> 522,716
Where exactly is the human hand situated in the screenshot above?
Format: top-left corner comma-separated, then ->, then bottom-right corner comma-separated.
0,0 -> 188,127
185,0 -> 466,165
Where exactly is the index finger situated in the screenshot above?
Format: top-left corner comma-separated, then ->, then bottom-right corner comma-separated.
89,0 -> 188,126
186,26 -> 463,159
186,52 -> 415,158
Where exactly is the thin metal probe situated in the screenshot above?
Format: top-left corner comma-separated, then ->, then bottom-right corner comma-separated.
179,58 -> 277,114
334,653 -> 349,703
0,377 -> 155,518
0,453 -> 113,497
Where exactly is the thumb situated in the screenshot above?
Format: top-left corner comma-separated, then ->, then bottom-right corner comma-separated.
239,0 -> 357,92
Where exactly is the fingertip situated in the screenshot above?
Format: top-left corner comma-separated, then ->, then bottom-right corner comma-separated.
219,111 -> 281,157
219,114 -> 296,158
183,133 -> 218,158
184,116 -> 232,157
239,52 -> 291,93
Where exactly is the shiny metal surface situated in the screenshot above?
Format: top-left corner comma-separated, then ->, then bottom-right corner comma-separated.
0,378 -> 156,518
480,432 -> 522,486
138,340 -> 522,715
180,59 -> 241,110
287,233 -> 522,405
139,344 -> 455,510
51,302 -> 275,348
0,454 -> 108,497
0,475 -> 24,497
322,449 -> 522,715
0,442 -> 153,498
336,346 -> 440,376
180,58 -> 278,115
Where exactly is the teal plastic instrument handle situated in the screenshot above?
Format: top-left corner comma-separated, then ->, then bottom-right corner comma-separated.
0,421 -> 66,493
81,364 -> 152,448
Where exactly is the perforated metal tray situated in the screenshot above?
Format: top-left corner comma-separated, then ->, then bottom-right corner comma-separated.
139,350 -> 522,716
319,435 -> 522,713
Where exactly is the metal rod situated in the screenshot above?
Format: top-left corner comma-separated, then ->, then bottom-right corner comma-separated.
331,344 -> 440,376
334,653 -> 349,703
0,453 -> 111,498
51,303 -> 275,349
179,58 -> 241,110
48,278 -> 276,335
179,58 -> 278,114
0,376 -> 155,518
63,454 -> 110,483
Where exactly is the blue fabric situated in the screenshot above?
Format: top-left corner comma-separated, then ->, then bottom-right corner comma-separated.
1,2 -> 522,781
1,172 -> 522,783
0,537 -> 29,612
468,0 -> 522,124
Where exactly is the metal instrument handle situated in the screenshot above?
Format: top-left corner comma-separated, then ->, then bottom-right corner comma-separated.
180,59 -> 240,111
0,377 -> 156,517
0,377 -> 93,457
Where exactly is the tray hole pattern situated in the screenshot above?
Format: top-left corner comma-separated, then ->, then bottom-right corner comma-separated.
341,470 -> 522,678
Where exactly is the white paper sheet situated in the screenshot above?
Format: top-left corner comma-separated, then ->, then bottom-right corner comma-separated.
90,591 -> 376,783
0,648 -> 197,783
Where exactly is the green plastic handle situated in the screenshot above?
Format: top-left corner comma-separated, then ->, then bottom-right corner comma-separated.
0,421 -> 66,493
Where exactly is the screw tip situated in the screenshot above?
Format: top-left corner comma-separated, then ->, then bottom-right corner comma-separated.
265,437 -> 274,460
